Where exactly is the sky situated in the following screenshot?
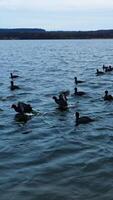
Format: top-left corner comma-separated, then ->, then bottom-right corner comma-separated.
0,0 -> 113,31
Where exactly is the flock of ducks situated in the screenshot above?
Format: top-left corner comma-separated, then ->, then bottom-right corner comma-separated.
96,65 -> 113,101
10,64 -> 113,125
52,64 -> 113,125
96,65 -> 113,75
10,73 -> 34,122
52,76 -> 93,126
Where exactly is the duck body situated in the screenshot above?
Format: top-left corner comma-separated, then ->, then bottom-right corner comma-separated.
76,112 -> 94,125
74,87 -> 86,96
11,102 -> 32,114
10,81 -> 20,90
96,69 -> 105,76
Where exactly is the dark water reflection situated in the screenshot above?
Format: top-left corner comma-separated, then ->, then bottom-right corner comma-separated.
0,39 -> 113,200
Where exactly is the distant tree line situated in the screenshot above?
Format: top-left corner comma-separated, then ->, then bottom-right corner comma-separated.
0,28 -> 113,39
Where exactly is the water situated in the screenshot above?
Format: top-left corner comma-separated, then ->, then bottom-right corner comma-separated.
0,39 -> 113,200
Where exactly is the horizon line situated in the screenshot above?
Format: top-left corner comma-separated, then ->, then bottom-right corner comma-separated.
0,28 -> 113,32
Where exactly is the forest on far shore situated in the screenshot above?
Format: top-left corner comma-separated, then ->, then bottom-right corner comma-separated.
0,28 -> 113,39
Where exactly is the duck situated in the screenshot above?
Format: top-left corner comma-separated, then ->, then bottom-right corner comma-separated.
74,77 -> 84,84
96,69 -> 105,76
103,90 -> 113,101
10,73 -> 19,79
76,112 -> 94,125
53,94 -> 68,110
10,80 -> 20,90
74,87 -> 86,96
11,102 -> 33,114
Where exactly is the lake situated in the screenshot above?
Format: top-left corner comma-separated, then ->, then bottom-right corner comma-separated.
0,39 -> 113,200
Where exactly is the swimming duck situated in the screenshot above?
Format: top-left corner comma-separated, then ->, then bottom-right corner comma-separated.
104,90 -> 113,101
10,81 -> 20,90
74,77 -> 84,84
96,69 -> 105,75
11,102 -> 33,114
74,87 -> 86,96
76,112 -> 94,125
10,73 -> 19,79
53,94 -> 68,110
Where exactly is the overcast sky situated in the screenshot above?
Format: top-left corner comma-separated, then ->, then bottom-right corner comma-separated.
0,0 -> 113,30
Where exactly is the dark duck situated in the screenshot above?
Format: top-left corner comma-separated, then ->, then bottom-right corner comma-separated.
74,87 -> 86,96
103,90 -> 113,101
53,93 -> 68,110
76,112 -> 94,125
74,77 -> 84,84
96,69 -> 105,76
11,102 -> 33,114
10,80 -> 20,90
10,73 -> 19,79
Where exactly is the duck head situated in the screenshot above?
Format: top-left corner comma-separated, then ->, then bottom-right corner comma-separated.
105,90 -> 108,95
74,77 -> 77,80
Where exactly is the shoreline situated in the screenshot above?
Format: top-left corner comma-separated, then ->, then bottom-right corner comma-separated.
0,29 -> 113,40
